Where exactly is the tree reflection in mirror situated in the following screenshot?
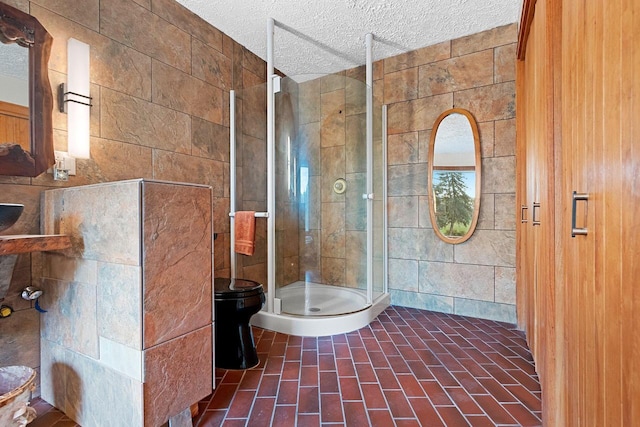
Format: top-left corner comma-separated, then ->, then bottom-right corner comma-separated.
428,108 -> 481,244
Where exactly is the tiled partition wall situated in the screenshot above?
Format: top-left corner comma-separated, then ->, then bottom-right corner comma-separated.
0,0 -> 265,390
383,24 -> 517,323
40,180 -> 212,426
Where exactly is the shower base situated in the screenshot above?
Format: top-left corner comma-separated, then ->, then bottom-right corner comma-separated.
251,282 -> 390,337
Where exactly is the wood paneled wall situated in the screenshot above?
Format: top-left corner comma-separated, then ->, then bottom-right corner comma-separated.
0,100 -> 29,152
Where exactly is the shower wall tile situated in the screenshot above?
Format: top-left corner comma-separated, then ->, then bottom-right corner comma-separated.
389,289 -> 454,313
388,228 -> 453,262
40,278 -> 99,359
418,261 -> 495,302
321,202 -> 345,258
299,122 -> 321,176
388,163 -> 429,197
384,68 -> 418,103
321,146 -> 346,203
388,258 -> 419,292
388,196 -> 419,228
388,132 -> 419,165
494,43 -> 517,83
300,179 -> 320,231
192,116 -> 231,162
384,41 -> 451,74
418,49 -> 494,97
345,114 -> 366,174
143,325 -> 213,427
152,60 -> 225,124
478,121 -> 496,158
321,72 -> 346,93
33,0 -> 99,30
418,196 -> 433,229
345,230 -> 366,288
83,137 -> 154,183
299,230 -> 321,283
299,79 -> 321,125
191,39 -> 232,89
494,118 -> 516,157
100,0 -> 191,72
101,88 -> 191,154
283,256 -> 299,285
151,0 -> 223,52
321,256 -> 345,286
345,172 -> 366,231
454,230 -> 516,268
453,298 -> 517,324
476,193 -> 496,230
153,150 -> 225,196
495,193 -> 516,230
213,196 -> 231,234
495,267 -> 516,305
321,89 -> 346,148
454,81 -> 516,122
387,93 -> 453,134
481,156 -> 516,194
451,23 -> 517,57
97,262 -> 142,350
345,75 -> 366,116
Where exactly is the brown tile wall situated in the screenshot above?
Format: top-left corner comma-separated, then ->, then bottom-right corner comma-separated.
384,24 -> 517,323
0,0 -> 265,385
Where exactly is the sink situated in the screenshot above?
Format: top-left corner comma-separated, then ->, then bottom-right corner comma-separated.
0,204 -> 23,233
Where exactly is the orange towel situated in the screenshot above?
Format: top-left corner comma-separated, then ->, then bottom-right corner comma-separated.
235,211 -> 256,256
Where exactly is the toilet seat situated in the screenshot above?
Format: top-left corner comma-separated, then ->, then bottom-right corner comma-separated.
214,278 -> 263,299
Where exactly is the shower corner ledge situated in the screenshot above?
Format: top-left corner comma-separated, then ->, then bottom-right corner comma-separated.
250,293 -> 391,337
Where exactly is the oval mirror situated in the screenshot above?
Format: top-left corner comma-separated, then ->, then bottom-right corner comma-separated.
0,1 -> 54,177
427,108 -> 481,244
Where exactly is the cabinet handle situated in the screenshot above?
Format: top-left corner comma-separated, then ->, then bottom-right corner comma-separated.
520,205 -> 528,223
571,191 -> 589,237
532,202 -> 541,226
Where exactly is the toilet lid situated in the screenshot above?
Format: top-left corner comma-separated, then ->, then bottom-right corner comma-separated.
214,278 -> 264,298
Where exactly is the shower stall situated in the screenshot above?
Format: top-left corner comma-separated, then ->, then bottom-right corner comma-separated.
229,20 -> 389,336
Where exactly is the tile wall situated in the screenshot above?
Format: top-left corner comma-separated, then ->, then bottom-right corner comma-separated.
0,0 -> 265,390
383,24 -> 517,323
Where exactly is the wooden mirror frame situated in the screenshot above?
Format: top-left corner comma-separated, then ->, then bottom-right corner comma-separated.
0,1 -> 54,177
427,108 -> 482,244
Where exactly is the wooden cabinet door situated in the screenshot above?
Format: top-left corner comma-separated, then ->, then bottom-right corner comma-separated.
560,0 -> 639,424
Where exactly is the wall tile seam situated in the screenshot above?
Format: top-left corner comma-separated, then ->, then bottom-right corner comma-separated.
450,40 -> 518,59
415,290 -> 499,304
30,2 -> 99,34
421,258 -> 511,269
382,41 -> 453,74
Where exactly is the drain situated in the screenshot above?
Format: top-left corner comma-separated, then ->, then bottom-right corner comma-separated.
309,307 -> 321,312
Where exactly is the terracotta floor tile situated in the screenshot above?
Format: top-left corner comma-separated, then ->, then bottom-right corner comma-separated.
298,386 -> 320,413
299,366 -> 318,387
361,383 -> 388,409
272,405 -> 296,427
339,376 -> 362,401
320,393 -> 344,423
376,368 -> 401,390
384,390 -> 415,418
34,307 -> 542,427
368,409 -> 394,427
319,370 -> 339,393
396,374 -> 425,397
247,397 -> 275,427
437,406 -> 470,426
336,357 -> 356,377
409,397 -> 445,427
295,413 -> 319,427
276,380 -> 298,404
225,390 -> 256,418
257,374 -> 280,397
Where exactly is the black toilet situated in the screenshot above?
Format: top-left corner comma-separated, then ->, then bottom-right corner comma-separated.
214,278 -> 265,370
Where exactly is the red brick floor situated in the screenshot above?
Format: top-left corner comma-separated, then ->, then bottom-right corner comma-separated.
31,306 -> 542,426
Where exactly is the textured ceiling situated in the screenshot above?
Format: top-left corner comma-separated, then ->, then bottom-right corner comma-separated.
0,43 -> 29,80
176,0 -> 521,77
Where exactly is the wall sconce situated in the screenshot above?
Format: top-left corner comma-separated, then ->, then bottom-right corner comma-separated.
58,38 -> 91,159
